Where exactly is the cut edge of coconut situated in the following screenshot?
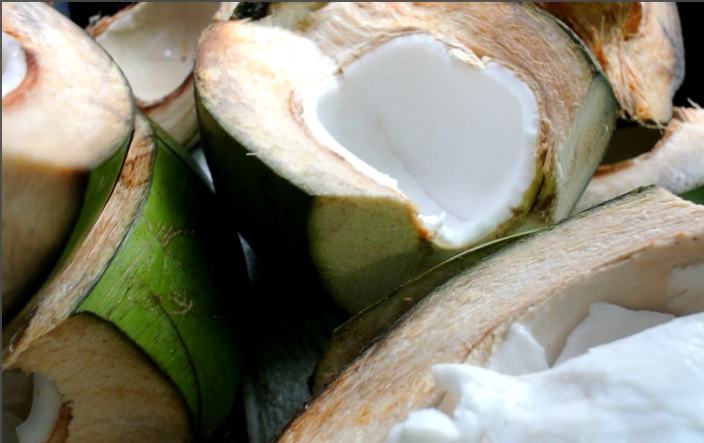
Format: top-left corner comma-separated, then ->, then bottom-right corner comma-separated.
9,314 -> 191,443
574,106 -> 704,213
301,32 -> 541,249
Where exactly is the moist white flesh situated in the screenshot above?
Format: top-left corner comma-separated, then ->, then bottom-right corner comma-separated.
303,34 -> 539,248
387,303 -> 704,443
2,31 -> 27,98
95,2 -> 221,104
2,372 -> 62,443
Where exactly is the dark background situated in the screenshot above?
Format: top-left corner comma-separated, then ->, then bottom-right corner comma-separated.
66,2 -> 703,106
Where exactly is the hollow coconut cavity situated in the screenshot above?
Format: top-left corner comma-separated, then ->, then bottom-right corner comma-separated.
89,2 -> 237,148
272,186 -> 704,443
195,2 -> 618,313
303,34 -> 539,248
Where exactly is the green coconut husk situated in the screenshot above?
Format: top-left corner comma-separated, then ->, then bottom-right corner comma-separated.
3,113 -> 244,443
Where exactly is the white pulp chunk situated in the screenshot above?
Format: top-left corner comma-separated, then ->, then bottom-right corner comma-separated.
304,34 -> 539,248
2,31 -> 27,98
387,305 -> 704,443
15,373 -> 63,443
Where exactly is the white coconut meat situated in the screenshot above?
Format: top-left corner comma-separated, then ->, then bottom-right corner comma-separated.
94,2 -> 221,104
303,34 -> 539,248
3,371 -> 65,443
2,32 -> 27,98
390,275 -> 704,443
389,311 -> 704,443
91,2 -> 237,148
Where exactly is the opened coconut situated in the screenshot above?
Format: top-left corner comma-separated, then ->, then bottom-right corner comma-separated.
88,2 -> 238,149
196,2 -> 618,314
2,4 -> 243,442
2,2 -> 132,322
2,112 -> 244,443
275,186 -> 704,443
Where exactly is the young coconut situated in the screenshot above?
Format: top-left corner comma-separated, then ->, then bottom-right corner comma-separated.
574,106 -> 704,213
533,2 -> 685,124
196,2 -> 618,314
2,113 -> 244,443
274,186 -> 704,443
88,2 -> 238,149
2,2 -> 133,322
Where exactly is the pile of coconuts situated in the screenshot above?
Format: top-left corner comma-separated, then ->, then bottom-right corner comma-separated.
2,2 -> 702,443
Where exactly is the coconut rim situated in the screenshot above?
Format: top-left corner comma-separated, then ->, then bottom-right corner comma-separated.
2,2 -> 134,170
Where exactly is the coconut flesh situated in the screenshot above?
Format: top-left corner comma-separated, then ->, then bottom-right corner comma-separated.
3,371 -> 65,443
303,33 -> 539,249
94,2 -> 222,105
387,262 -> 704,443
2,31 -> 27,98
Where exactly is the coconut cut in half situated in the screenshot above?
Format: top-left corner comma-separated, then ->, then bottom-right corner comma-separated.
2,2 -> 133,322
534,2 -> 685,124
88,2 -> 238,149
274,186 -> 704,443
2,113 -> 243,443
196,2 -> 618,314
575,106 -> 704,213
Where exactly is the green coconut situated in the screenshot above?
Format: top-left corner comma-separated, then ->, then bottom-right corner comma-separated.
196,2 -> 618,314
2,112 -> 244,443
275,185 -> 704,443
2,2 -> 132,322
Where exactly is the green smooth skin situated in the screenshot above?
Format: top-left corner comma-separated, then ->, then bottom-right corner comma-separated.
309,229 -> 539,393
76,117 -> 241,440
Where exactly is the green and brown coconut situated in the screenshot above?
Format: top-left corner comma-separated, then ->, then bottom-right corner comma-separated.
2,4 -> 243,442
88,2 -> 238,149
196,2 -> 618,314
276,186 -> 704,443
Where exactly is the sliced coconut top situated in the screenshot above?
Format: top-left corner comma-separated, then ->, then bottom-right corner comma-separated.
574,107 -> 704,213
91,2 -> 230,106
196,2 -> 611,249
2,2 -> 133,169
534,2 -> 684,123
